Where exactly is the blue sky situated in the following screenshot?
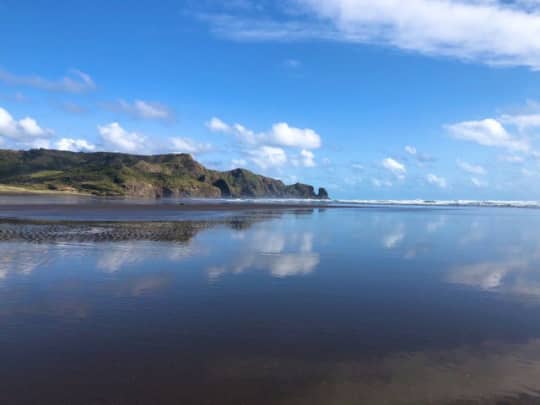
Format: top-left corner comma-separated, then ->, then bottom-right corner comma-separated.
2,0 -> 540,199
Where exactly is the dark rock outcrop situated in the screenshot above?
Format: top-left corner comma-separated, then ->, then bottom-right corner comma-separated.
317,187 -> 329,199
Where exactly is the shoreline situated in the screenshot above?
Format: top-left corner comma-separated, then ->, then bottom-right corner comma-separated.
0,201 -> 340,223
0,202 -> 338,212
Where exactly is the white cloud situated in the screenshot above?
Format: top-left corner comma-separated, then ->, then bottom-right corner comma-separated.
98,122 -> 146,153
113,99 -> 173,121
248,145 -> 287,168
471,177 -> 488,188
426,173 -> 447,189
206,117 -> 231,132
446,118 -> 529,152
457,160 -> 487,176
232,123 -> 257,144
55,138 -> 96,152
298,149 -> 316,167
170,137 -> 212,154
0,106 -> 51,139
0,68 -> 95,93
500,113 -> 540,131
382,157 -> 406,179
268,122 -> 321,149
206,0 -> 540,70
231,158 -> 247,167
405,145 -> 417,155
207,117 -> 322,149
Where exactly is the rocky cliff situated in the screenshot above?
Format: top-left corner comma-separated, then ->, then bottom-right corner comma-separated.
0,149 -> 329,199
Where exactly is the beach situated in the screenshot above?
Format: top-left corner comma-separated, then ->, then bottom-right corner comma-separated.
2,199 -> 540,403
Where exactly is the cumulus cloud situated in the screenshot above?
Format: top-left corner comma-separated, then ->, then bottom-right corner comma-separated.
0,106 -> 51,140
269,122 -> 321,149
293,149 -> 316,167
98,122 -> 146,153
170,137 -> 212,154
205,0 -> 540,70
206,117 -> 231,132
207,117 -> 321,170
446,118 -> 529,152
55,138 -> 96,152
207,117 -> 322,149
248,145 -> 287,169
426,173 -> 447,189
0,68 -> 95,93
91,125 -> 207,156
457,160 -> 487,176
382,157 -> 406,179
110,99 -> 173,121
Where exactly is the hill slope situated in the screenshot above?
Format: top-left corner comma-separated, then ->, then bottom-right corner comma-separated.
0,149 -> 329,199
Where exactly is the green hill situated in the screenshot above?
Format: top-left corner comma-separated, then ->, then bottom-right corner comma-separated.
0,149 -> 329,199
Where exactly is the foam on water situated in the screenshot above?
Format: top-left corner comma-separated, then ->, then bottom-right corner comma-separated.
186,198 -> 540,208
334,199 -> 540,208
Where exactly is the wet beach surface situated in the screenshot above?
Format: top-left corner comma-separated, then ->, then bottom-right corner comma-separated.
2,197 -> 540,404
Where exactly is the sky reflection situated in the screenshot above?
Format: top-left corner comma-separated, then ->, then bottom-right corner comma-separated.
3,208 -> 540,403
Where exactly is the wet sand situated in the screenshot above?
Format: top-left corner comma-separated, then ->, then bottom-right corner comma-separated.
3,205 -> 540,404
0,201 -> 340,223
0,201 -> 335,211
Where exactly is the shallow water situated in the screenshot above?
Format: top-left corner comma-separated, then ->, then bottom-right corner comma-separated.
2,204 -> 540,404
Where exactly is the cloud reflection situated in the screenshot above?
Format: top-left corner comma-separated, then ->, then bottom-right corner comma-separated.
382,224 -> 405,249
448,249 -> 540,298
0,243 -> 50,278
208,230 -> 320,280
97,242 -> 194,273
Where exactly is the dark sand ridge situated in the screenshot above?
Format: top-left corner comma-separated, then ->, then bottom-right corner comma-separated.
0,216 -> 272,243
